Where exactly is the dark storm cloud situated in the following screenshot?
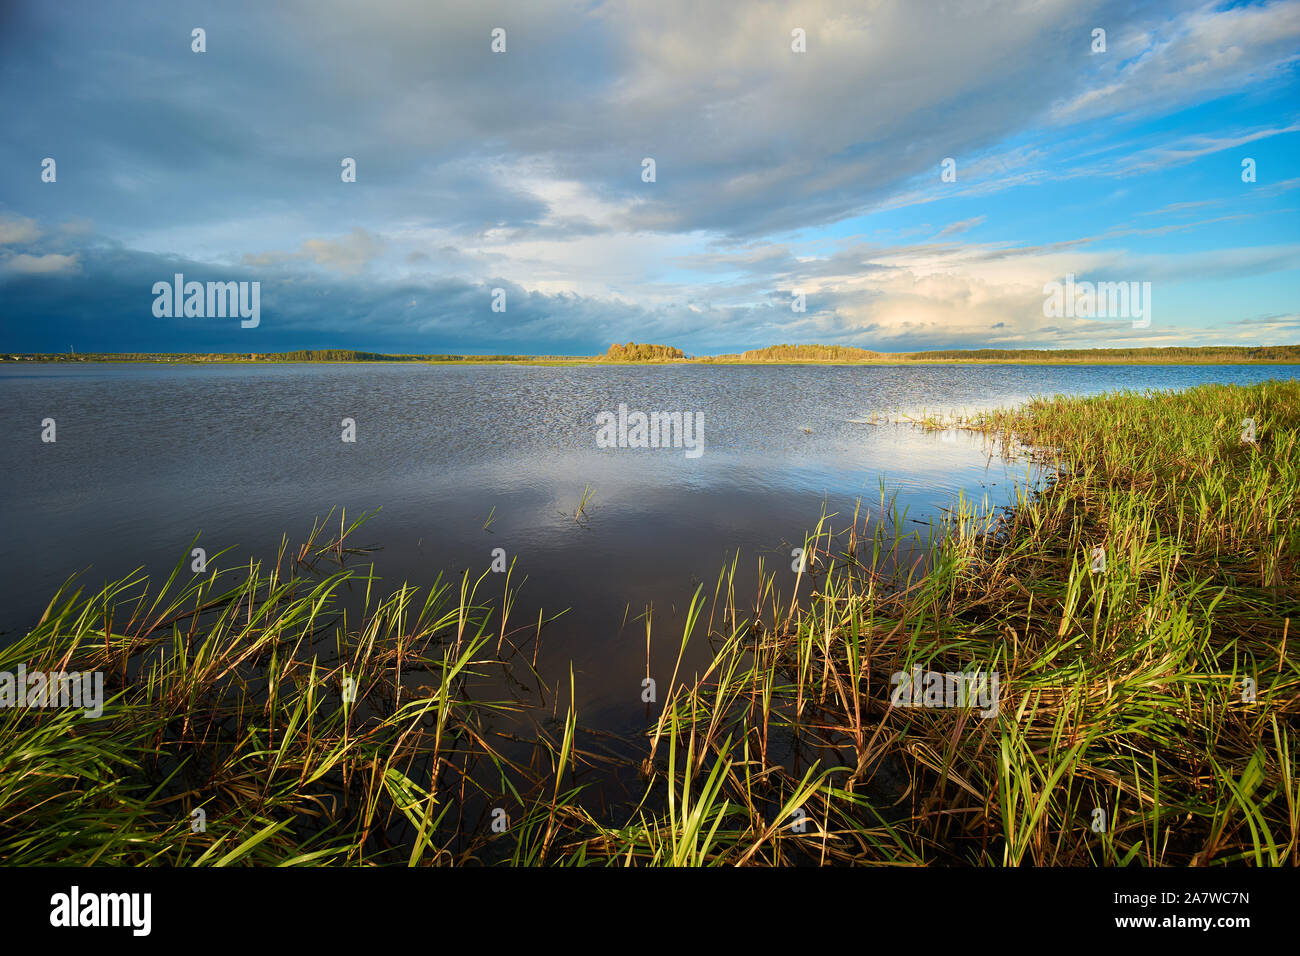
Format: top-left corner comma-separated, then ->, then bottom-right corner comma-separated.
0,234 -> 700,353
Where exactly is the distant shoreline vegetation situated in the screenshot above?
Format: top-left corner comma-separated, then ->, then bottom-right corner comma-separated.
605,342 -> 686,361
3,343 -> 1300,365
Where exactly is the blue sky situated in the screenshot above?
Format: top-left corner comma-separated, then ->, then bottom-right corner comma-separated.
1,0 -> 1297,354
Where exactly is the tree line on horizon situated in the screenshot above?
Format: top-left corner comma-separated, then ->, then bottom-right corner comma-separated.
5,343 -> 1300,363
603,342 -> 687,361
2,349 -> 541,362
705,343 -> 1300,363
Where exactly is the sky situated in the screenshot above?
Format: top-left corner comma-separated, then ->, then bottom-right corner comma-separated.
0,0 -> 1298,355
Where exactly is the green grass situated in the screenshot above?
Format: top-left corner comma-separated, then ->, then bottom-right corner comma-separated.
1,380 -> 1296,865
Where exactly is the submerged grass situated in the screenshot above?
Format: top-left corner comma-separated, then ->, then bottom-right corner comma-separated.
2,381 -> 1296,865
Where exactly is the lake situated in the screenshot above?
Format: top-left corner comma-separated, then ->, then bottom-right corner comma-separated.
2,361 -> 1296,743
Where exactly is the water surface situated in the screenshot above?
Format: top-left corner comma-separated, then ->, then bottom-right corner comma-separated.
2,362 -> 1294,736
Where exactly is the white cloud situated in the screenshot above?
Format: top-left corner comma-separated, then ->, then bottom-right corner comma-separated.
1,252 -> 79,275
0,215 -> 40,244
243,228 -> 385,275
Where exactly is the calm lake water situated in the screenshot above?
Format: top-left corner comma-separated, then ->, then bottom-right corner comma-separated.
2,362 -> 1296,739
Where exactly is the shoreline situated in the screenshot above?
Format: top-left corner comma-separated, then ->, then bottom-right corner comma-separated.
6,358 -> 1300,368
5,345 -> 1300,367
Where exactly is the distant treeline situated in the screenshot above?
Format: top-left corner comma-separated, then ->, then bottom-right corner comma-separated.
900,346 -> 1300,363
705,344 -> 1300,364
604,342 -> 687,361
280,349 -> 410,362
717,344 -> 880,362
272,350 -> 545,362
5,344 -> 1299,364
4,350 -> 552,363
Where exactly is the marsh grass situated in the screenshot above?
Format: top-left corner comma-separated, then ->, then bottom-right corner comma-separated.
0,512 -> 602,865
595,380 -> 1297,865
3,381 -> 1296,865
